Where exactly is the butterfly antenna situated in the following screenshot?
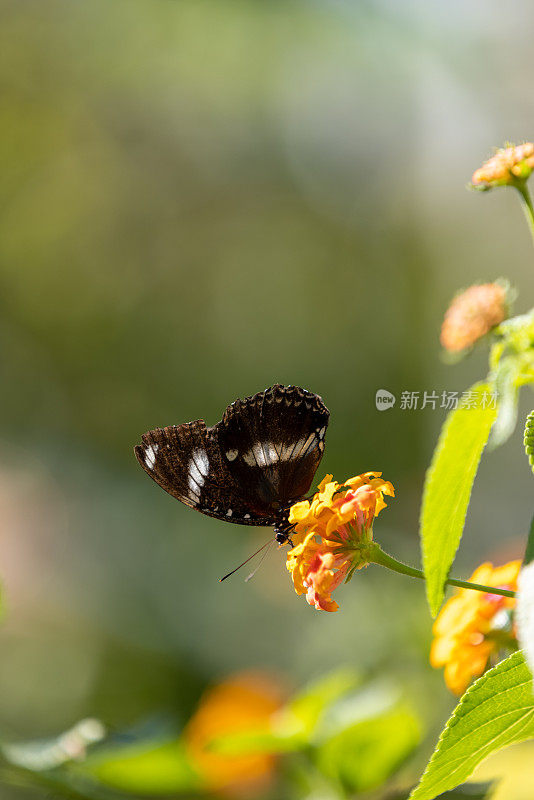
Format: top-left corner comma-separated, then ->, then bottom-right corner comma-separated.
245,539 -> 275,582
219,538 -> 273,583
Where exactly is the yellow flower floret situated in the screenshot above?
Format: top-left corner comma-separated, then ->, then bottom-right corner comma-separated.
430,560 -> 520,695
288,473 -> 394,540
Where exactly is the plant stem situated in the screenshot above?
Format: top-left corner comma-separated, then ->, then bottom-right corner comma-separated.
515,182 -> 534,249
369,544 -> 516,599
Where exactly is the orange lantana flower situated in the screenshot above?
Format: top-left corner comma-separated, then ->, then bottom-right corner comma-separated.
430,560 -> 520,695
185,672 -> 283,795
286,473 -> 394,613
471,142 -> 534,189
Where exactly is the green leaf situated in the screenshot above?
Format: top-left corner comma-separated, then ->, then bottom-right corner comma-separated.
312,680 -> 411,743
79,739 -> 200,795
409,651 -> 534,800
209,728 -> 300,757
421,384 -> 497,616
282,669 -> 361,740
315,699 -> 421,793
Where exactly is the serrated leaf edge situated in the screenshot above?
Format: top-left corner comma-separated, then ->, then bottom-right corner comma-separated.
409,652 -> 534,800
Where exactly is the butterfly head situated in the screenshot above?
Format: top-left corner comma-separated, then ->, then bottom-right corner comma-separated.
273,506 -> 297,547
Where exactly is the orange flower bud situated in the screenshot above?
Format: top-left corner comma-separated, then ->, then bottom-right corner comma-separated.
440,283 -> 508,353
471,143 -> 534,189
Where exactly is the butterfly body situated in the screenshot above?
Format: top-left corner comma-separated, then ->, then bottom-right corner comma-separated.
135,384 -> 329,543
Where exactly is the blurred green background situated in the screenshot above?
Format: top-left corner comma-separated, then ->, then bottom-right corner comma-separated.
2,0 -> 534,797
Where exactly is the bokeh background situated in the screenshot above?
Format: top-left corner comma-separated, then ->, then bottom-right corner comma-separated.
2,0 -> 534,797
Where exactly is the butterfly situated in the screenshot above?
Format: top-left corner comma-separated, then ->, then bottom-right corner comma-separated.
134,384 -> 329,547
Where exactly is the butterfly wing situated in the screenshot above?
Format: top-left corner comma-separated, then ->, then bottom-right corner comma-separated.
215,384 -> 329,510
135,385 -> 329,527
134,420 -> 277,526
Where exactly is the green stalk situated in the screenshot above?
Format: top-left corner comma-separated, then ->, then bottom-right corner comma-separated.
369,544 -> 515,599
515,181 -> 534,249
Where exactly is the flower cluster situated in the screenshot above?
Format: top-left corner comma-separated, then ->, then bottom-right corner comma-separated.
440,282 -> 508,353
471,142 -> 534,189
286,473 -> 394,612
185,672 -> 283,793
430,560 -> 521,695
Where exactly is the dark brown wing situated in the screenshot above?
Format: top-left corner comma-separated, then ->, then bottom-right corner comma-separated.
134,420 -> 277,526
215,384 -> 329,510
